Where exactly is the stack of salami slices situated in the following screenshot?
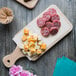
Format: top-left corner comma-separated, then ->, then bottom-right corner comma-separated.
37,8 -> 61,37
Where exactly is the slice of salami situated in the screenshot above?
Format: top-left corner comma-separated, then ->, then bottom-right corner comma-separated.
51,14 -> 60,21
48,8 -> 57,15
45,22 -> 54,29
50,27 -> 58,35
41,27 -> 50,37
37,17 -> 46,28
43,11 -> 51,21
53,20 -> 61,28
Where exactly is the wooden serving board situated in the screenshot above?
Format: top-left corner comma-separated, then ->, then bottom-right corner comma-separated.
3,5 -> 73,68
16,0 -> 38,9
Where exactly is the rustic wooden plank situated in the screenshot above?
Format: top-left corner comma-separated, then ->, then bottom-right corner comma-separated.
0,0 -> 76,76
3,4 -> 73,67
0,0 -> 8,76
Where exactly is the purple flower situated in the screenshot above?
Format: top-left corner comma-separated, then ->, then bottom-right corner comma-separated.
20,70 -> 34,76
9,65 -> 23,76
9,65 -> 37,76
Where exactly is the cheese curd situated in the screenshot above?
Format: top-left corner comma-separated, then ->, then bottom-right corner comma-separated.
21,28 -> 47,57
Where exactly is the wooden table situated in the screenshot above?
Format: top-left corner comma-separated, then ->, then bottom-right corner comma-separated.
0,0 -> 75,76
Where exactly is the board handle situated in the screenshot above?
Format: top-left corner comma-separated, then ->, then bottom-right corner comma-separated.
2,46 -> 25,68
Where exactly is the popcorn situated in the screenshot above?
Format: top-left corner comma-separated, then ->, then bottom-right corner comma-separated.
9,65 -> 37,76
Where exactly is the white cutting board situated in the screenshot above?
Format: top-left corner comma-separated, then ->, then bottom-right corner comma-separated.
13,5 -> 73,49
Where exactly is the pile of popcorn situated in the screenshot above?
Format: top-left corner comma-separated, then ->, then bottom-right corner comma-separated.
9,65 -> 37,76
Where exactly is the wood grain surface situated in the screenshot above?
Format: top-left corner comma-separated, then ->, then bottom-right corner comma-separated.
0,0 -> 76,76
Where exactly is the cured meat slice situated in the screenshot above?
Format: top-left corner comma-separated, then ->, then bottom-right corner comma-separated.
45,22 -> 54,29
51,14 -> 60,21
37,8 -> 61,37
43,11 -> 51,21
37,17 -> 46,28
50,27 -> 58,35
53,20 -> 61,28
48,8 -> 57,15
41,27 -> 50,37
